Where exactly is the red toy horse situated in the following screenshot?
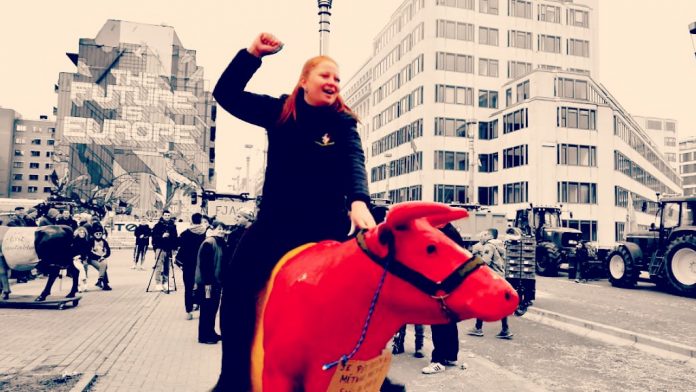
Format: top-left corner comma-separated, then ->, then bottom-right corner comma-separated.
250,202 -> 519,391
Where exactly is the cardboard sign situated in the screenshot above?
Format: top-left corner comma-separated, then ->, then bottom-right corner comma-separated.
1,227 -> 39,271
326,349 -> 392,392
207,199 -> 255,226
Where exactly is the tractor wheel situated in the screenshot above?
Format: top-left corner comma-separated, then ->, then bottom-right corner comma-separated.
664,235 -> 696,296
536,243 -> 560,277
605,247 -> 638,288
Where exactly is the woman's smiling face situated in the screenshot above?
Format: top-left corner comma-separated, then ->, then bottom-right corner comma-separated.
301,60 -> 340,107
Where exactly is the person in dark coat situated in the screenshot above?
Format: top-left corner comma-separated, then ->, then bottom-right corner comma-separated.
132,217 -> 152,270
37,208 -> 59,226
176,213 -> 208,319
87,229 -> 112,291
151,210 -> 178,291
7,207 -> 28,227
24,208 -> 38,226
56,209 -> 77,230
195,223 -> 227,344
212,32 -> 375,390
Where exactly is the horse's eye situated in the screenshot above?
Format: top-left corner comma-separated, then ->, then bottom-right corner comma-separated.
426,244 -> 436,254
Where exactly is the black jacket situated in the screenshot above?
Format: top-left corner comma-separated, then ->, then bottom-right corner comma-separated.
134,224 -> 152,246
7,216 -> 28,227
152,218 -> 178,251
176,228 -> 208,271
88,238 -> 111,261
213,49 -> 370,233
196,236 -> 226,286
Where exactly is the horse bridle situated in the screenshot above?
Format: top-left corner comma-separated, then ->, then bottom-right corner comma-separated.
355,229 -> 485,322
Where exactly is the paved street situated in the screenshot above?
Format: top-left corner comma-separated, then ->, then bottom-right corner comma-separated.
1,250 -> 695,391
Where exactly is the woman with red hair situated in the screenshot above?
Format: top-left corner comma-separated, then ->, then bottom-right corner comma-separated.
212,32 -> 376,391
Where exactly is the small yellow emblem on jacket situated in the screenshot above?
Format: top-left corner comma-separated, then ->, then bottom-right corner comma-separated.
316,133 -> 335,146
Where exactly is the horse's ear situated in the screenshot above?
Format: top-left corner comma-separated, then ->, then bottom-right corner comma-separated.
387,202 -> 468,228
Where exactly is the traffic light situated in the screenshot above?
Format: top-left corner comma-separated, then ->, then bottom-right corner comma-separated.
191,191 -> 198,205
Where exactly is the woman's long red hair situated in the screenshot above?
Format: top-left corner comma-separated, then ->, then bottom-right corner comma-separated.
277,55 -> 358,125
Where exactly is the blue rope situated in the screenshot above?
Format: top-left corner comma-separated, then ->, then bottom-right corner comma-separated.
322,238 -> 392,371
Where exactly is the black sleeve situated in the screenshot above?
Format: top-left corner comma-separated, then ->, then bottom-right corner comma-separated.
103,240 -> 111,259
197,240 -> 214,284
342,118 -> 370,206
213,49 -> 283,129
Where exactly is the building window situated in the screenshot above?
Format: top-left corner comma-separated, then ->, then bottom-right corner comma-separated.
505,88 -> 512,107
478,90 -> 498,109
434,184 -> 469,203
45,163 -> 54,169
516,80 -> 530,102
14,150 -> 24,156
29,162 -> 40,169
11,186 -> 22,193
43,187 -> 52,193
557,107 -> 596,130
436,0 -> 475,9
507,61 -> 532,78
554,77 -> 588,100
31,151 -> 40,157
28,186 -> 38,193
479,27 -> 499,46
436,52 -> 474,73
503,144 -> 528,169
14,137 -> 26,144
373,119 -> 423,156
478,152 -> 499,173
478,58 -> 499,77
538,34 -> 561,53
478,120 -> 499,140
503,108 -> 529,134
13,162 -> 24,168
508,0 -> 531,19
558,181 -> 597,204
479,186 -> 499,205
615,222 -> 625,242
16,124 -> 26,132
47,139 -> 55,146
210,126 -> 216,142
29,175 -> 39,181
646,120 -> 662,130
503,181 -> 528,204
209,147 -> 216,163
435,84 -> 474,105
479,0 -> 498,15
46,151 -> 53,158
567,8 -> 589,28
508,30 -> 532,49
567,39 -> 590,57
435,117 -> 472,137
538,4 -> 561,23
665,122 -> 676,132
557,144 -> 597,167
563,220 -> 598,241
434,151 -> 469,171
13,174 -> 23,180
436,19 -> 474,41
44,175 -> 49,181
664,137 -> 676,147
31,139 -> 42,145
666,153 -> 676,162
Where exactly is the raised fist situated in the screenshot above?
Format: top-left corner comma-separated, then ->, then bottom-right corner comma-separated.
248,33 -> 284,58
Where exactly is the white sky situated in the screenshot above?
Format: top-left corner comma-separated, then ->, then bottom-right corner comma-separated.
1,0 -> 695,191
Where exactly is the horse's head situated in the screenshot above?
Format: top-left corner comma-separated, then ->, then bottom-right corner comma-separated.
360,201 -> 518,324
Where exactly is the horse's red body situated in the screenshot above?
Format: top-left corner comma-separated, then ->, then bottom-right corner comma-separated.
252,202 -> 519,391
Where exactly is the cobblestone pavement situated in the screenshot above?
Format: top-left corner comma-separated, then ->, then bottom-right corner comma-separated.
2,249 -> 542,391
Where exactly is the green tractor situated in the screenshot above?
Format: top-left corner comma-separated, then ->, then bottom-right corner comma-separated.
606,196 -> 696,296
513,205 -> 599,277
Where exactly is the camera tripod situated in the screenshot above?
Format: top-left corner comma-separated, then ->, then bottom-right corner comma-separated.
146,249 -> 177,294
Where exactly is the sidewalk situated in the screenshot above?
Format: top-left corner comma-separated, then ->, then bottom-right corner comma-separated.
1,249 -> 545,391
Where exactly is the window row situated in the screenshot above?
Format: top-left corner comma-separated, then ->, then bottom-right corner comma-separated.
554,77 -> 588,100
371,118 -> 423,157
372,86 -> 424,130
557,144 -> 597,167
503,108 -> 529,134
373,22 -> 424,79
479,185 -> 499,206
373,54 -> 424,105
373,0 -> 425,55
10,186 -> 50,193
434,117 -> 473,138
434,150 -> 469,171
614,150 -> 673,195
435,52 -> 474,73
503,181 -> 528,204
613,115 -> 680,186
385,185 -> 423,203
479,152 -> 499,173
435,84 -> 474,106
503,144 -> 528,169
557,107 -> 596,130
436,19 -> 474,41
12,162 -> 44,169
557,181 -> 597,204
479,90 -> 498,109
434,184 -> 471,204
563,220 -> 597,242
478,120 -> 499,140
614,186 -> 659,215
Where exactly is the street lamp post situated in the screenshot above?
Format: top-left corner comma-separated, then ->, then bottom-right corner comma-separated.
234,166 -> 242,192
317,0 -> 334,55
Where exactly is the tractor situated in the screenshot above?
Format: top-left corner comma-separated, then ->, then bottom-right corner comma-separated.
513,205 -> 600,277
606,196 -> 696,296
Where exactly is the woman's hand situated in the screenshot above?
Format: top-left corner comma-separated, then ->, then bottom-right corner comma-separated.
248,33 -> 284,58
349,201 -> 376,231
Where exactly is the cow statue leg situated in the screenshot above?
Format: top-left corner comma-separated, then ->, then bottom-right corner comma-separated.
65,263 -> 80,298
35,267 -> 59,302
0,255 -> 10,300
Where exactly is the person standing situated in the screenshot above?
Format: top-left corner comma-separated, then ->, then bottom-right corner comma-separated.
133,218 -> 152,270
24,208 -> 38,226
421,222 -> 466,375
38,208 -> 59,226
468,228 -> 513,339
212,32 -> 375,390
152,210 -> 178,291
56,209 -> 77,230
87,229 -> 112,291
176,213 -> 208,320
196,223 -> 227,344
7,207 -> 28,227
